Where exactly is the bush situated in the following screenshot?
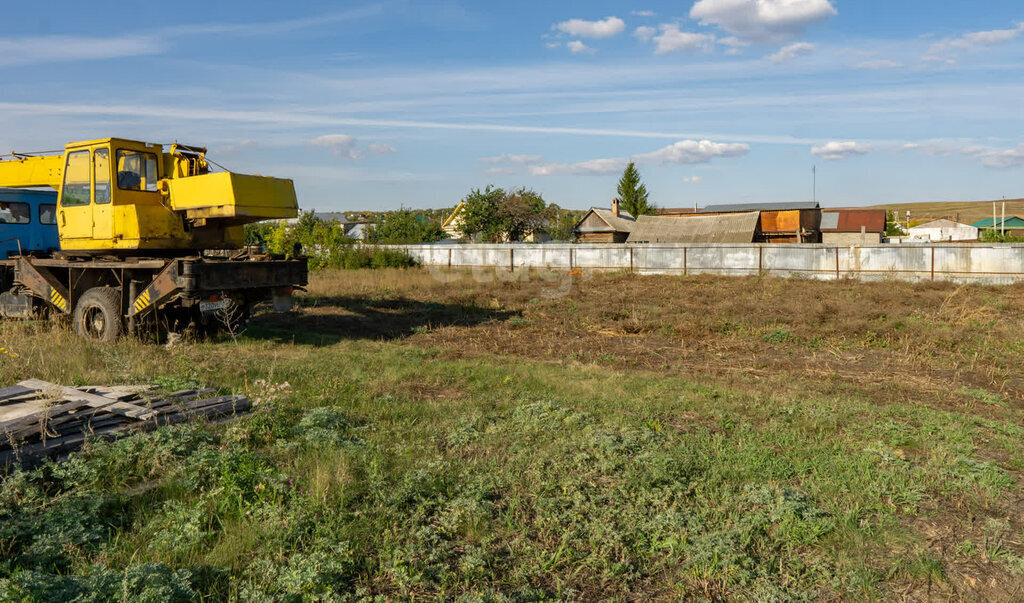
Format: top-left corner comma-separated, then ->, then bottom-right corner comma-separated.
374,208 -> 446,244
247,213 -> 419,270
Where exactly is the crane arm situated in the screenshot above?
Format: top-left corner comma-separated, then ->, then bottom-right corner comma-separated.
0,155 -> 64,190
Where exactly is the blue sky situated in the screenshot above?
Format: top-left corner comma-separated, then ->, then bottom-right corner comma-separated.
2,1 -> 1023,212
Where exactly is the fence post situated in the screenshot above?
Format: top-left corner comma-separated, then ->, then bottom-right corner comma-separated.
835,247 -> 839,280
510,248 -> 514,272
931,246 -> 935,281
448,248 -> 452,268
683,247 -> 688,276
629,247 -> 634,273
758,246 -> 763,276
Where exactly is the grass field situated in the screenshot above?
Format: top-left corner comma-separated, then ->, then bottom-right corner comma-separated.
841,198 -> 1024,225
2,268 -> 1024,600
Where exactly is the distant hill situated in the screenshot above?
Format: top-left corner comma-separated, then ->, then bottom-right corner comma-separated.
836,199 -> 1024,226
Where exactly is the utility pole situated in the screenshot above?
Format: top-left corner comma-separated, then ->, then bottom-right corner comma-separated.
812,165 -> 817,204
1002,197 -> 1007,237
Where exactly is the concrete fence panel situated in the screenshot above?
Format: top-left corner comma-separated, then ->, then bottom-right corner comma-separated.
392,243 -> 1024,285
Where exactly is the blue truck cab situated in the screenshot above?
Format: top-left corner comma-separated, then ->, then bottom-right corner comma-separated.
0,188 -> 60,258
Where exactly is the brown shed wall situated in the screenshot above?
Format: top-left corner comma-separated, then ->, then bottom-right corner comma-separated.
578,232 -> 629,243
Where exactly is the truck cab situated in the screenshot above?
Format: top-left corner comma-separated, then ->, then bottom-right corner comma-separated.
0,188 -> 60,257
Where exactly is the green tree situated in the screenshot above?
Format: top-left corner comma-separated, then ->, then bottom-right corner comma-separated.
617,162 -> 652,216
458,186 -> 507,242
884,210 -> 905,237
374,208 -> 446,244
547,206 -> 581,241
458,186 -> 557,242
500,188 -> 553,242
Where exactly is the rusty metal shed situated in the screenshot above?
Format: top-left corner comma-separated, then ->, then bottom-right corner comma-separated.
626,212 -> 760,244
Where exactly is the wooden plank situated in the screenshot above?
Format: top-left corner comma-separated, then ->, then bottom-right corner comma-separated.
0,385 -> 35,404
17,379 -> 156,421
0,397 -> 94,434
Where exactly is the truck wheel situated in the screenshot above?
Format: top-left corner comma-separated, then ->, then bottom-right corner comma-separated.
73,287 -> 123,343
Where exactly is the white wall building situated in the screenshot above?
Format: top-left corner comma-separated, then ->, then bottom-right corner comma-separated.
908,219 -> 978,242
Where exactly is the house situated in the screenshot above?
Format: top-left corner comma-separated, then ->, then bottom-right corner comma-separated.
820,210 -> 886,245
442,202 -> 465,239
574,199 -> 636,243
661,202 -> 821,243
626,212 -> 759,244
973,216 -> 1024,238
442,201 -> 551,242
908,219 -> 978,242
344,222 -> 374,240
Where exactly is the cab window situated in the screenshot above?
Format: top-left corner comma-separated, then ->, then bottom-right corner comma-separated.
61,150 -> 91,207
0,202 -> 31,224
39,203 -> 57,225
116,150 -> 158,192
95,148 -> 111,204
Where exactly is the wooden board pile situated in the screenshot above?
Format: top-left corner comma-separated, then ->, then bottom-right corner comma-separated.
0,379 -> 251,468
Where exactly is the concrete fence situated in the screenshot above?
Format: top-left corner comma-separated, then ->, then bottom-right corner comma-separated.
389,243 -> 1024,284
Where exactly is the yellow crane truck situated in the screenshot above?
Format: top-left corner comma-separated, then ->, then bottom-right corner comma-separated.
0,137 -> 307,341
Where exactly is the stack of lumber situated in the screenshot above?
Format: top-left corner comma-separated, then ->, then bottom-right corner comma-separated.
0,379 -> 250,468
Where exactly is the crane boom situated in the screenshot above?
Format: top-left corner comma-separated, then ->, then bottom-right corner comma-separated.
0,154 -> 64,189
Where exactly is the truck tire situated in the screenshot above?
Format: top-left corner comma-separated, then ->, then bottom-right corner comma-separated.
73,287 -> 123,343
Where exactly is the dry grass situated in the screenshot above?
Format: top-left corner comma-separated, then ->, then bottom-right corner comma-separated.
844,198 -> 1024,224
286,269 -> 1024,416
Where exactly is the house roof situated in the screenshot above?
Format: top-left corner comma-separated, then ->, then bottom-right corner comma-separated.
909,219 -> 976,230
626,212 -> 759,244
700,201 -> 819,214
820,209 -> 886,233
575,207 -> 637,234
442,202 -> 465,229
973,216 -> 1024,228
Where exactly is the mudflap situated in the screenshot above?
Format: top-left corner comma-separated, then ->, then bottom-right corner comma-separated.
0,291 -> 34,319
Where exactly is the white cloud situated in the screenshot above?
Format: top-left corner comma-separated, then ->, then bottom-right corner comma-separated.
682,176 -> 703,183
485,167 -> 518,176
310,135 -> 394,160
766,42 -> 814,62
652,24 -> 717,54
636,139 -> 751,163
690,0 -> 837,44
310,134 -> 360,159
634,26 -> 657,41
974,144 -> 1024,169
810,141 -> 871,161
567,40 -> 594,54
0,34 -> 163,66
555,17 -> 626,39
478,154 -> 545,165
529,158 -> 628,176
902,140 -> 1024,169
927,22 -> 1024,60
856,59 -> 903,69
529,139 -> 749,176
545,42 -> 562,49
632,10 -> 656,17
